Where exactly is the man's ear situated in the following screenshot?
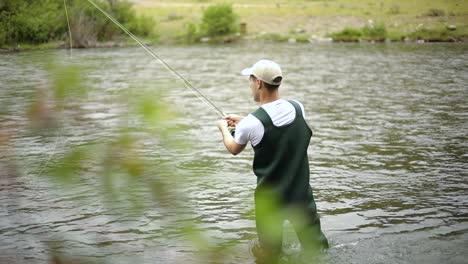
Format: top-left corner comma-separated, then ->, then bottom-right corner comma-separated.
256,79 -> 262,89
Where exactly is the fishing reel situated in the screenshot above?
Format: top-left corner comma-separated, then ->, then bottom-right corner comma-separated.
228,126 -> 236,137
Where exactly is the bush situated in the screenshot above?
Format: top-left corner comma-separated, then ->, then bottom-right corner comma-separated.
329,23 -> 387,42
329,27 -> 362,42
362,22 -> 387,41
69,0 -> 156,43
0,27 -> 5,46
426,8 -> 445,17
0,0 -> 64,45
106,0 -> 155,38
0,0 -> 156,47
257,33 -> 290,42
184,22 -> 199,43
388,4 -> 400,15
408,27 -> 458,42
200,4 -> 238,37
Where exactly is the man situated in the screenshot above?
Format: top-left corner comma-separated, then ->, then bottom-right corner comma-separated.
217,60 -> 329,263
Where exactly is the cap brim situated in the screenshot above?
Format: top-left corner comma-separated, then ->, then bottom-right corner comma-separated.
241,67 -> 253,76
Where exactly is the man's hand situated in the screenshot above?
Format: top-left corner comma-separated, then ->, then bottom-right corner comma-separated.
223,114 -> 244,127
217,117 -> 246,155
217,119 -> 228,131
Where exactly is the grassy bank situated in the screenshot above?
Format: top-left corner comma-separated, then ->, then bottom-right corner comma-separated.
131,0 -> 468,43
3,0 -> 467,51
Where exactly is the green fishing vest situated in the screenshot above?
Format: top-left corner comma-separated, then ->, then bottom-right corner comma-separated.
251,100 -> 315,204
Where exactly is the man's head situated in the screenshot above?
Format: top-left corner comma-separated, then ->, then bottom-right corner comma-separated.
241,60 -> 283,102
241,59 -> 282,86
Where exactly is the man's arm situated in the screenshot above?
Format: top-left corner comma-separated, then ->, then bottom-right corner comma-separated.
217,119 -> 246,155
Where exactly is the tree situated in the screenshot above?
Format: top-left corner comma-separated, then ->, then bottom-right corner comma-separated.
200,4 -> 238,37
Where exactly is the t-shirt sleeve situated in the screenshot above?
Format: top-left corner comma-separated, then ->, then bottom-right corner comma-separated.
234,116 -> 251,145
234,114 -> 263,145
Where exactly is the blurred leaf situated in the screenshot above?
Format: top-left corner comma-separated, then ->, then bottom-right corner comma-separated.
135,92 -> 175,127
49,147 -> 89,183
26,86 -> 58,132
45,62 -> 88,105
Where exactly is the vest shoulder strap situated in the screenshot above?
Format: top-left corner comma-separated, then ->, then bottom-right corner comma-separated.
288,100 -> 303,118
252,107 -> 273,128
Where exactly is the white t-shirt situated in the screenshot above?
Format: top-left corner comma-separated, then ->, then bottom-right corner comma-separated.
235,99 -> 305,147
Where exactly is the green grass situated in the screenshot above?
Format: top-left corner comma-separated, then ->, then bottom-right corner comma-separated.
5,0 -> 468,49
132,0 -> 468,43
0,41 -> 64,51
329,23 -> 466,42
408,26 -> 466,41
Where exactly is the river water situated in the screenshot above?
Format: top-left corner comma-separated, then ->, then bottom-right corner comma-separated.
1,42 -> 467,264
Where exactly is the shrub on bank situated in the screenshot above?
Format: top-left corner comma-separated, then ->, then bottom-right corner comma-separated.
408,27 -> 459,42
257,33 -> 290,42
329,22 -> 463,43
200,4 -> 238,38
97,0 -> 155,40
362,23 -> 387,41
183,22 -> 199,44
0,0 -> 64,45
425,8 -> 445,17
179,4 -> 239,43
329,22 -> 387,42
329,27 -> 363,42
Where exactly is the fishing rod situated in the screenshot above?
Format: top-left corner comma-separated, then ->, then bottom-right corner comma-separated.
81,0 -> 226,117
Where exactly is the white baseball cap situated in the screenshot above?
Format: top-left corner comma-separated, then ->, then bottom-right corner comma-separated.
241,59 -> 283,85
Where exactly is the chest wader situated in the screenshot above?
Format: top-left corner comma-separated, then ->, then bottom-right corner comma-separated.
251,101 -> 329,262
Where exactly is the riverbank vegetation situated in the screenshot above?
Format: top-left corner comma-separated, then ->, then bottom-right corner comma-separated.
329,22 -> 464,42
134,0 -> 468,44
184,3 -> 240,44
0,0 -> 156,49
1,0 -> 467,50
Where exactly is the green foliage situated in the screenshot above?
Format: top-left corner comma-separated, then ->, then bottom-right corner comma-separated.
128,15 -> 156,38
295,35 -> 310,43
0,0 -> 157,47
408,27 -> 459,42
66,0 -> 156,45
50,147 -> 90,182
257,33 -> 290,42
362,22 -> 387,41
329,27 -> 362,42
184,22 -> 199,43
101,0 -> 156,39
200,4 -> 238,37
19,58 -> 243,262
426,8 -> 445,17
388,4 -> 400,15
0,0 -> 64,45
329,23 -> 387,42
329,21 -> 463,42
47,63 -> 88,103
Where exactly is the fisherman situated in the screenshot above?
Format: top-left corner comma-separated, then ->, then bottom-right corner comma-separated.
217,60 -> 329,263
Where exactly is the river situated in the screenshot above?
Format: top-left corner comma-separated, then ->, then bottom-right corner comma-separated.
0,42 -> 467,263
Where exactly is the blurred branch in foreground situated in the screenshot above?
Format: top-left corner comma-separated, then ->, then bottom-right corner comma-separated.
1,58 -> 244,263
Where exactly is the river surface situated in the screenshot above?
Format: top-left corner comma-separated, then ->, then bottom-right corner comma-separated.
0,42 -> 467,264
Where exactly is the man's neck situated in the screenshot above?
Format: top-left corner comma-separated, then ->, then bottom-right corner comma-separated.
259,92 -> 280,105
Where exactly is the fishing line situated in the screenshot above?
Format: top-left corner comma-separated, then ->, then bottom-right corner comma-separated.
36,1 -> 229,177
63,0 -> 72,57
36,0 -> 73,177
86,0 -> 226,117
